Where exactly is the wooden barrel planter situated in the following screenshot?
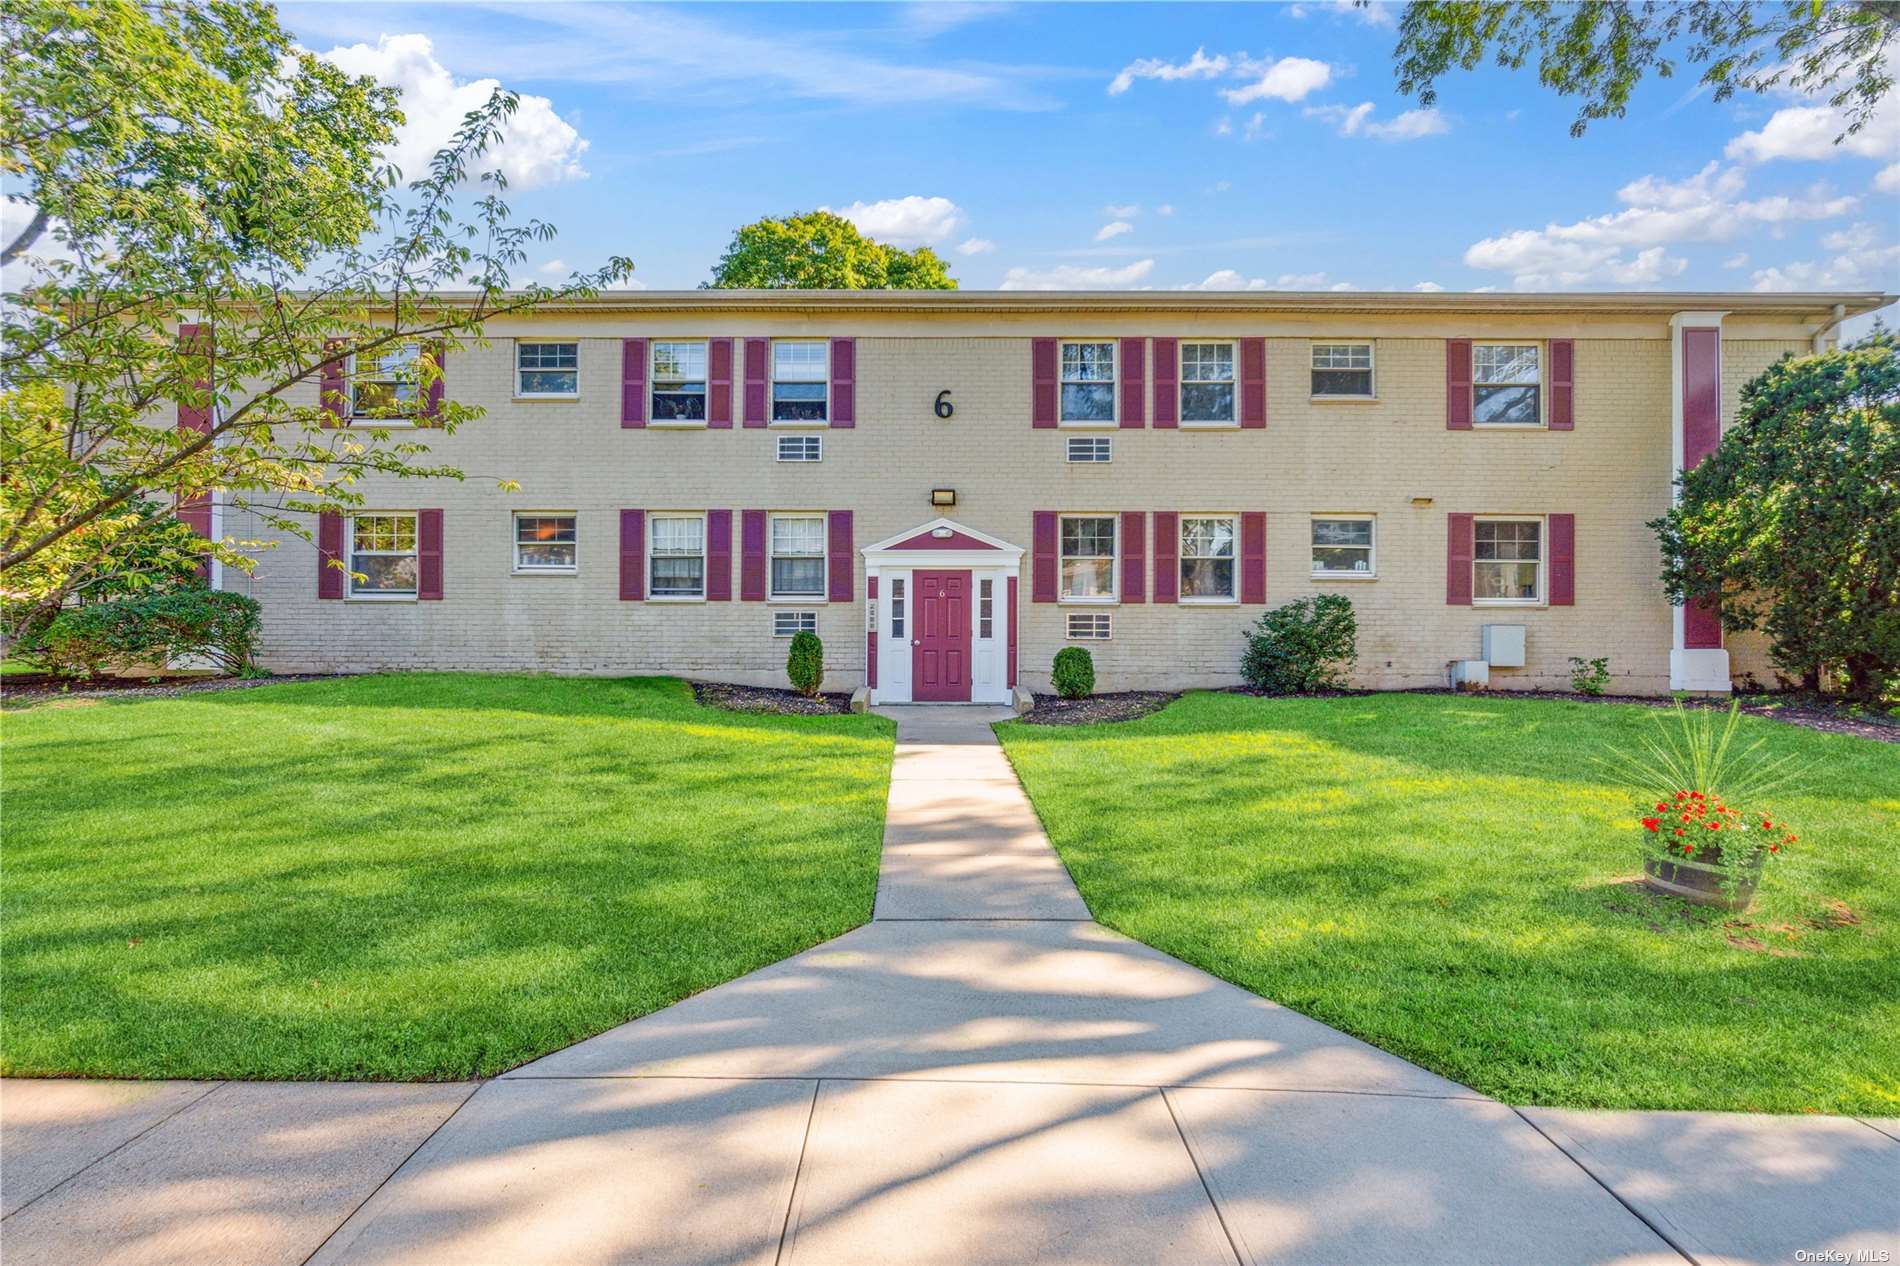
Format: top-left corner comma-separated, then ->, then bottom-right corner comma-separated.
1644,851 -> 1761,911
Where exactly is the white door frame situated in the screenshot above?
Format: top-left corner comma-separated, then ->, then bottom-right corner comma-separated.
862,517 -> 1023,705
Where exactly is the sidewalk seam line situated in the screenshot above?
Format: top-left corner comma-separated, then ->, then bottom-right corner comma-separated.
774,1078 -> 824,1266
1509,1107 -> 1700,1265
0,1079 -> 228,1223
1161,1087 -> 1251,1266
495,1071 -> 1484,1100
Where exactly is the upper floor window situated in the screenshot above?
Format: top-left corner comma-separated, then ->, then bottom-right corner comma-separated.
1312,516 -> 1375,577
349,513 -> 418,597
770,514 -> 827,599
651,341 -> 708,422
517,342 -> 578,397
351,345 -> 419,418
772,341 -> 828,423
1060,341 -> 1115,424
1312,343 -> 1374,398
1180,515 -> 1237,602
1474,344 -> 1541,425
649,513 -> 705,598
1060,515 -> 1117,602
514,513 -> 576,572
1180,342 -> 1236,424
1474,517 -> 1542,602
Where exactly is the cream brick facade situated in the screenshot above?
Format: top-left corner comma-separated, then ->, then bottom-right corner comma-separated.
213,291 -> 1887,697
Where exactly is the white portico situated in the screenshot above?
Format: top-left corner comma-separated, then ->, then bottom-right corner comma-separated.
862,518 -> 1023,705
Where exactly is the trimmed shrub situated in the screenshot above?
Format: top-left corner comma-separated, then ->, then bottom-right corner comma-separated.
36,587 -> 261,679
1051,646 -> 1095,699
1241,593 -> 1358,694
786,630 -> 824,697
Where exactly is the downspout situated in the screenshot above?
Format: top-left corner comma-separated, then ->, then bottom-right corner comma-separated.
1812,302 -> 1847,353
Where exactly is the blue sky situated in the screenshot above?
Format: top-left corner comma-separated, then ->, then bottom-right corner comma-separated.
281,1 -> 1899,299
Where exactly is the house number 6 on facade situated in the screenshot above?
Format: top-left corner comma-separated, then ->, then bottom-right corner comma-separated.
934,389 -> 953,418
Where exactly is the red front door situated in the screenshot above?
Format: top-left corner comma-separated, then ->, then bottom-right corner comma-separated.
913,569 -> 971,702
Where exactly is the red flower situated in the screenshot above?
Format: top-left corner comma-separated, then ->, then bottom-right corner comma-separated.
1673,828 -> 1686,837
1642,817 -> 1661,832
1682,843 -> 1696,855
1769,844 -> 1780,853
1676,792 -> 1689,802
1655,802 -> 1668,812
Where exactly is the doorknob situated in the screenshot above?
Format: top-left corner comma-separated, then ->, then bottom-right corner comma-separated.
911,639 -> 921,646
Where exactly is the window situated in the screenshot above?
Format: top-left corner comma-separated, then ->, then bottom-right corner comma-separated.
1067,612 -> 1112,640
777,435 -> 822,463
651,342 -> 708,422
1311,517 -> 1375,577
1060,341 -> 1115,424
772,342 -> 828,423
978,578 -> 994,639
649,514 -> 705,598
517,342 -> 578,396
514,514 -> 577,571
1474,518 -> 1543,602
1180,516 -> 1237,601
890,578 -> 906,639
1474,344 -> 1542,425
351,345 -> 419,418
1059,515 -> 1117,601
349,513 -> 418,596
774,611 -> 817,637
1311,343 -> 1374,398
1066,436 -> 1112,463
1180,342 -> 1236,424
770,515 -> 826,599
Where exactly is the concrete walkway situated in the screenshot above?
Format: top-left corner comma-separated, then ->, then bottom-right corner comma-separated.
5,706 -> 1896,1264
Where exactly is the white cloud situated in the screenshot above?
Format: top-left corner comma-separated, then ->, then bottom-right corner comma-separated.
1000,259 -> 1156,289
1412,281 -> 1445,292
1178,269 -> 1268,290
1722,252 -> 1750,269
1095,220 -> 1135,241
319,34 -> 588,189
1213,117 -> 1234,137
1242,113 -> 1269,143
956,237 -> 996,256
1755,220 -> 1900,291
536,259 -> 568,276
1157,204 -> 1176,216
1305,101 -> 1450,141
1289,0 -> 1395,25
1104,203 -> 1140,218
825,195 -> 966,247
1726,95 -> 1899,165
1875,163 -> 1900,194
1222,57 -> 1333,105
1268,271 -> 1354,290
1108,47 -> 1230,95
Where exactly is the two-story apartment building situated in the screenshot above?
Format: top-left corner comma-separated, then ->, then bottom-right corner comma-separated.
206,289 -> 1892,701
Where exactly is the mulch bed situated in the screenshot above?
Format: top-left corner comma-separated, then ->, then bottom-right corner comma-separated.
1,672 -> 338,709
1394,686 -> 1899,744
1019,691 -> 1181,726
690,681 -> 856,716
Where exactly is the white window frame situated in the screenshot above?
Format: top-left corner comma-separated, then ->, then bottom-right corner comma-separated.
770,339 -> 829,427
1066,612 -> 1112,640
888,576 -> 907,641
649,339 -> 710,428
512,512 -> 578,574
776,434 -> 823,463
1179,339 -> 1239,427
1179,513 -> 1240,605
348,344 -> 420,424
773,610 -> 818,637
1473,342 -> 1545,428
1066,435 -> 1112,463
1058,339 -> 1118,427
647,511 -> 707,601
1310,514 -> 1376,580
1058,513 -> 1119,605
768,512 -> 829,603
1310,341 -> 1376,401
977,578 -> 995,640
515,340 -> 579,399
346,511 -> 419,600
1473,515 -> 1546,606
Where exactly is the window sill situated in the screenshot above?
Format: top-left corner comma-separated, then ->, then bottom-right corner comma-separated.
1473,600 -> 1547,609
1470,423 -> 1548,432
1057,420 -> 1118,429
1179,421 -> 1240,431
769,420 -> 830,429
649,594 -> 707,603
648,421 -> 710,430
768,596 -> 828,605
345,594 -> 418,603
1058,597 -> 1118,606
512,394 -> 580,403
1179,597 -> 1239,607
1312,572 -> 1378,581
1310,395 -> 1379,404
347,419 -> 421,429
512,568 -> 579,577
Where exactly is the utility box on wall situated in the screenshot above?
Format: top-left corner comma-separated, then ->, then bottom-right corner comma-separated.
1482,624 -> 1527,668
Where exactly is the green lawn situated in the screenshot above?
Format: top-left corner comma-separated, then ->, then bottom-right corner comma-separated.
999,692 -> 1899,1115
2,675 -> 893,1081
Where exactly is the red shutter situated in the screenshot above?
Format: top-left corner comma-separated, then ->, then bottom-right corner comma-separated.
317,511 -> 345,598
1240,337 -> 1267,429
743,338 -> 768,427
866,576 -> 879,688
1032,511 -> 1058,602
1685,601 -> 1724,649
1241,511 -> 1267,603
1152,338 -> 1178,428
320,339 -> 346,426
621,339 -> 647,428
176,324 -> 212,434
417,508 -> 444,599
422,342 -> 445,424
1682,327 -> 1722,467
828,510 -> 853,601
1447,513 -> 1474,605
830,338 -> 855,428
1446,339 -> 1473,430
706,509 -> 733,601
1007,576 -> 1019,688
1031,338 -> 1058,428
1153,511 -> 1179,603
619,510 -> 645,601
1120,337 -> 1145,428
1548,513 -> 1575,606
708,338 -> 733,428
1121,511 -> 1146,603
1549,339 -> 1575,430
741,510 -> 766,601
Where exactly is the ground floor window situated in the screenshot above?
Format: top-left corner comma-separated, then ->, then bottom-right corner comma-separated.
771,514 -> 827,599
1475,517 -> 1543,602
1060,515 -> 1117,601
514,513 -> 576,571
649,514 -> 705,598
349,513 -> 418,596
1180,515 -> 1237,601
1311,516 -> 1374,577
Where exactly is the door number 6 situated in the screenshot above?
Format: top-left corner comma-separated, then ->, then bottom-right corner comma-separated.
934,389 -> 954,419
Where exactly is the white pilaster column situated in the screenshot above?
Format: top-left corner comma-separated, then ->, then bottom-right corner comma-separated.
1668,311 -> 1732,692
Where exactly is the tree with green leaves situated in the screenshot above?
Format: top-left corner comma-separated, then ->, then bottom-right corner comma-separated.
0,0 -> 631,646
1390,1 -> 1897,139
706,210 -> 957,290
1650,330 -> 1899,702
